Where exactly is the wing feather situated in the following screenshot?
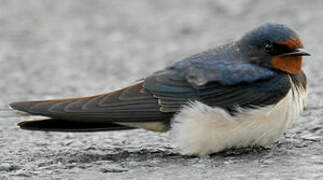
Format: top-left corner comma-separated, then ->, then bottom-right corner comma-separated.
10,81 -> 173,123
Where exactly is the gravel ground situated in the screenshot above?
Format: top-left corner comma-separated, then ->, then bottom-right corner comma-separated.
0,0 -> 322,179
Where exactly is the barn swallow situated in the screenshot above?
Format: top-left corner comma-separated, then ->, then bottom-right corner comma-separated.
10,23 -> 310,155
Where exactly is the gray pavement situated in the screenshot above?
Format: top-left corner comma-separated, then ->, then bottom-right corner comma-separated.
0,0 -> 322,179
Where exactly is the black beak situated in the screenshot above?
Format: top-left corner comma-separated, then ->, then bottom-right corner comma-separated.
279,48 -> 311,57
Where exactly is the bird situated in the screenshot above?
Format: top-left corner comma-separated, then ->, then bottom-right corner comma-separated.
10,23 -> 310,155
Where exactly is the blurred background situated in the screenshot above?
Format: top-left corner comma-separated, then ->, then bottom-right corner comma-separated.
1,0 -> 322,179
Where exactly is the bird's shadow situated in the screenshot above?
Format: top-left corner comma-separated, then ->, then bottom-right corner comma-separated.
41,146 -> 272,166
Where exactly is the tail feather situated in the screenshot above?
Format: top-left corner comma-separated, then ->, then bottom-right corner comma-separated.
18,118 -> 136,132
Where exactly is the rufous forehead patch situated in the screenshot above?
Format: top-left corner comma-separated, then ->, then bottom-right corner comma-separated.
276,37 -> 303,49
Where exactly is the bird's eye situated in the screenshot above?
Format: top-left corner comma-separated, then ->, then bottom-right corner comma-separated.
264,41 -> 273,52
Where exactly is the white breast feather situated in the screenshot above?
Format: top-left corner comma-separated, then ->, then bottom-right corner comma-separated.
171,79 -> 307,155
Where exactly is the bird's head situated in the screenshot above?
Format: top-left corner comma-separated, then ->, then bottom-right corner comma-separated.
239,23 -> 310,74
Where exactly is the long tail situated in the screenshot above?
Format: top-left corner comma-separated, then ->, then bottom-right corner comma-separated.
18,118 -> 135,132
10,81 -> 173,132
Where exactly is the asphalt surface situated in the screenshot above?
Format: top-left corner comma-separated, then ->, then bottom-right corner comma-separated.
0,0 -> 322,179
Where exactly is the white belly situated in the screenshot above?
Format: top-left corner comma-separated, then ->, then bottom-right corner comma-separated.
171,81 -> 307,155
